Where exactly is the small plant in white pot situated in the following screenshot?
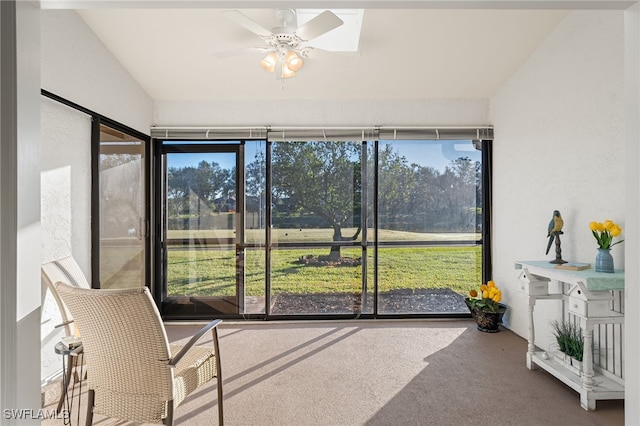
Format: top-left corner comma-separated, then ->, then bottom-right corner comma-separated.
550,320 -> 584,375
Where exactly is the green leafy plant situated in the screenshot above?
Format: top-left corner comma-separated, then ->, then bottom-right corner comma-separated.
550,320 -> 584,361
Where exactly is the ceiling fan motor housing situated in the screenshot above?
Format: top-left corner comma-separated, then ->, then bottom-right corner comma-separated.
274,8 -> 296,27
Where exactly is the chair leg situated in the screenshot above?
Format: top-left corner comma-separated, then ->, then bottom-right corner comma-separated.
213,327 -> 224,426
56,355 -> 74,414
164,400 -> 174,426
85,389 -> 95,426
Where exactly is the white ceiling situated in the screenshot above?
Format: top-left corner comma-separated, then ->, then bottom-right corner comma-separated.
76,8 -> 569,102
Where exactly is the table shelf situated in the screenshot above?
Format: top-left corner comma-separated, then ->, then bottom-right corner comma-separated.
516,261 -> 624,411
529,351 -> 624,407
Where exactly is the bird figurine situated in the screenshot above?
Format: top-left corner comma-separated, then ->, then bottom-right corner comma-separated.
545,210 -> 564,255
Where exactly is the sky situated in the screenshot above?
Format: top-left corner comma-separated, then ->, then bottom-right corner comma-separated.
165,140 -> 481,173
383,140 -> 481,171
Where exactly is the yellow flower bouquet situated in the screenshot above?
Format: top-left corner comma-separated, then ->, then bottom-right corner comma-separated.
589,220 -> 624,249
465,280 -> 505,313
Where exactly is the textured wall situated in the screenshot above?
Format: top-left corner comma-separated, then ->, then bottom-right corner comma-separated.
40,97 -> 92,268
490,11 -> 625,343
40,96 -> 92,382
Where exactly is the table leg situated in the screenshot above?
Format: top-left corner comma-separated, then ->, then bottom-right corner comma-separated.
56,353 -> 73,414
527,301 -> 536,369
582,320 -> 594,391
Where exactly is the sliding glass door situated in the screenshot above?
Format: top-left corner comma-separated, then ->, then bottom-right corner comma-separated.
95,122 -> 148,289
160,143 -> 245,316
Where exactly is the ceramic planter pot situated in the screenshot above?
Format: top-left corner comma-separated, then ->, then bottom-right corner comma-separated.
464,299 -> 507,333
595,248 -> 614,273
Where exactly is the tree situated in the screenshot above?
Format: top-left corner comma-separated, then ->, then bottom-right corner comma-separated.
272,141 -> 362,259
167,161 -> 233,216
246,150 -> 266,198
377,144 -> 414,229
441,157 -> 478,230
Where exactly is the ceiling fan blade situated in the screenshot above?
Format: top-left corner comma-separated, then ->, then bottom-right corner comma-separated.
222,10 -> 273,37
213,46 -> 271,58
299,46 -> 358,60
295,10 -> 343,42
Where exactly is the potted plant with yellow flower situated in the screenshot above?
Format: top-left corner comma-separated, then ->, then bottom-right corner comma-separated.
589,219 -> 624,273
465,281 -> 507,333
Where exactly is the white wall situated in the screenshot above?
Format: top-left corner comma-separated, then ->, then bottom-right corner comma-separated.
40,98 -> 92,273
0,0 -> 42,419
624,5 -> 640,424
40,97 -> 92,382
490,10 -> 625,354
39,10 -> 153,383
41,10 -> 153,135
154,99 -> 489,126
16,2 -> 43,413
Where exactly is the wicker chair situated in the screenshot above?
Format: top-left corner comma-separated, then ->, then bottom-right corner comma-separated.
42,256 -> 91,336
55,283 -> 224,426
42,256 -> 91,413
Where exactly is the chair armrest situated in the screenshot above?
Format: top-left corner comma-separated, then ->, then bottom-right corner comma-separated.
54,319 -> 74,329
168,319 -> 223,367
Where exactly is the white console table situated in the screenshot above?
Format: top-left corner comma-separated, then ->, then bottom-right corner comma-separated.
515,261 -> 624,410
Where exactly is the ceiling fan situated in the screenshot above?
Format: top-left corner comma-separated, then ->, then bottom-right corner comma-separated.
219,9 -> 344,79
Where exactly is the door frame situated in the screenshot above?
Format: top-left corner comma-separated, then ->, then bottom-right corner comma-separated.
154,140 -> 246,318
91,117 -> 151,289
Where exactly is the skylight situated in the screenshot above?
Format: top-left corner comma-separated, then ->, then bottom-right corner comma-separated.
296,9 -> 364,52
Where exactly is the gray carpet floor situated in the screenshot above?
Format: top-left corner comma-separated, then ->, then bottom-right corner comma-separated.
42,320 -> 624,425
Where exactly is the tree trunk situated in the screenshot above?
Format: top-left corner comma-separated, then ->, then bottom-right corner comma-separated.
329,244 -> 341,260
329,226 -> 342,260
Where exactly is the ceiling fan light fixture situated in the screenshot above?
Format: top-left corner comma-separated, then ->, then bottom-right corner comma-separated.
285,50 -> 304,71
260,52 -> 278,73
281,63 -> 296,79
223,9 -> 345,80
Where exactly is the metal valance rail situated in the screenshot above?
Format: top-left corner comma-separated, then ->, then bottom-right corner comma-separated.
378,126 -> 493,141
150,127 -> 267,140
150,126 -> 494,141
267,127 -> 378,142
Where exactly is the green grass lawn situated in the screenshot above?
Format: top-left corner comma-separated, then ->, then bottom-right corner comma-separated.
167,245 -> 481,297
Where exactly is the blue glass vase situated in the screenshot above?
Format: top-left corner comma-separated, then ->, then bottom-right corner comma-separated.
595,248 -> 614,273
